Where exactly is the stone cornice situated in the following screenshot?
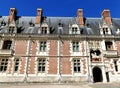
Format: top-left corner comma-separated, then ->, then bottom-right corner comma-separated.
0,33 -> 120,41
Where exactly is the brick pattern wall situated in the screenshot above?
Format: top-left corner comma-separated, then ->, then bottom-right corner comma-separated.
48,40 -> 58,74
19,57 -> 26,74
49,40 -> 58,56
15,40 -> 28,55
61,41 -> 70,56
48,58 -> 57,74
31,41 -> 37,55
28,57 -> 36,74
61,58 -> 71,74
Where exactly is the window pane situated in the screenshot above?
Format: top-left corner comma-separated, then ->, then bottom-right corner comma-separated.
14,59 -> 20,72
78,67 -> 80,72
37,58 -> 46,73
74,67 -> 77,72
40,42 -> 47,52
72,42 -> 79,52
73,59 -> 81,73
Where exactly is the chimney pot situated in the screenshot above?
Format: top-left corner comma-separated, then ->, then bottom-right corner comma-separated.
101,9 -> 112,25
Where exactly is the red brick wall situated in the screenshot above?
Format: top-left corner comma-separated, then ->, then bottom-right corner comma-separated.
48,41 -> 58,74
15,40 -> 28,55
61,58 -> 71,74
31,41 -> 37,55
48,58 -> 57,74
49,40 -> 58,56
28,57 -> 36,74
61,41 -> 70,56
19,57 -> 26,74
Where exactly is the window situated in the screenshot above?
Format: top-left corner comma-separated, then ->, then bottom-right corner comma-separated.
103,28 -> 108,35
41,27 -> 47,34
72,41 -> 79,52
114,60 -> 118,72
0,59 -> 8,72
105,41 -> 112,50
72,27 -> 78,34
14,58 -> 20,72
9,27 -> 14,33
39,41 -> 47,52
73,59 -> 81,73
37,58 -> 46,73
2,40 -> 12,50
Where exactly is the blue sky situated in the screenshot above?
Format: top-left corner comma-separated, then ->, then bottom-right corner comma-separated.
0,0 -> 120,17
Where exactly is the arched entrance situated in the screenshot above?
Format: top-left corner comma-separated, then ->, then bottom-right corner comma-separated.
92,67 -> 103,82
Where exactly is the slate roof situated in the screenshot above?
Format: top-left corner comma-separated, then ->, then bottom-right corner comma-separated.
0,16 -> 120,35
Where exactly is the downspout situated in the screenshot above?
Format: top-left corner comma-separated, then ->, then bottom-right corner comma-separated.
24,36 -> 32,83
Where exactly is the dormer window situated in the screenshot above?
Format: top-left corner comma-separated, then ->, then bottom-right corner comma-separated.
1,21 -> 6,26
58,22 -> 63,34
103,28 -> 108,35
41,27 -> 47,34
9,27 -> 14,33
72,27 -> 78,34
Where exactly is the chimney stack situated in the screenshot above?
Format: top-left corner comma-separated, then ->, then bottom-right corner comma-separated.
8,8 -> 17,23
102,9 -> 112,25
35,8 -> 42,26
77,9 -> 84,26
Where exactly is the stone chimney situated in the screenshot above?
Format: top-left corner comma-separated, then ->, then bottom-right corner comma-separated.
35,8 -> 42,26
102,9 -> 112,25
8,8 -> 17,23
77,9 -> 84,26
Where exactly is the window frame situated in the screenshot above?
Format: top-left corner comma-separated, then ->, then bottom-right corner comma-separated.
103,28 -> 109,35
41,27 -> 47,34
73,58 -> 81,73
0,59 -> 8,72
72,27 -> 78,34
9,26 -> 14,33
39,41 -> 47,52
72,41 -> 79,52
13,58 -> 20,73
37,58 -> 46,73
2,40 -> 12,50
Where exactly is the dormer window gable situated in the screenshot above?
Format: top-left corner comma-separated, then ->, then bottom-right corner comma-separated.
100,22 -> 111,35
70,24 -> 80,34
40,23 -> 49,34
9,26 -> 15,33
7,25 -> 16,33
41,27 -> 47,34
101,27 -> 111,35
57,22 -> 64,34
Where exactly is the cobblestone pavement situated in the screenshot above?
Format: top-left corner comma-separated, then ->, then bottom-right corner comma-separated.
0,83 -> 120,88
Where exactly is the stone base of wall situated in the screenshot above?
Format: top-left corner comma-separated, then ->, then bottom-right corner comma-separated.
110,75 -> 120,82
0,76 -> 88,83
0,76 -> 25,82
27,76 -> 88,83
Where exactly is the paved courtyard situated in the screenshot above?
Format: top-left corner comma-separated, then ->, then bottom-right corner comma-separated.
0,83 -> 120,88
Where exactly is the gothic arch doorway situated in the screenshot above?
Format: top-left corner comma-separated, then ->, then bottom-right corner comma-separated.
92,67 -> 103,82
